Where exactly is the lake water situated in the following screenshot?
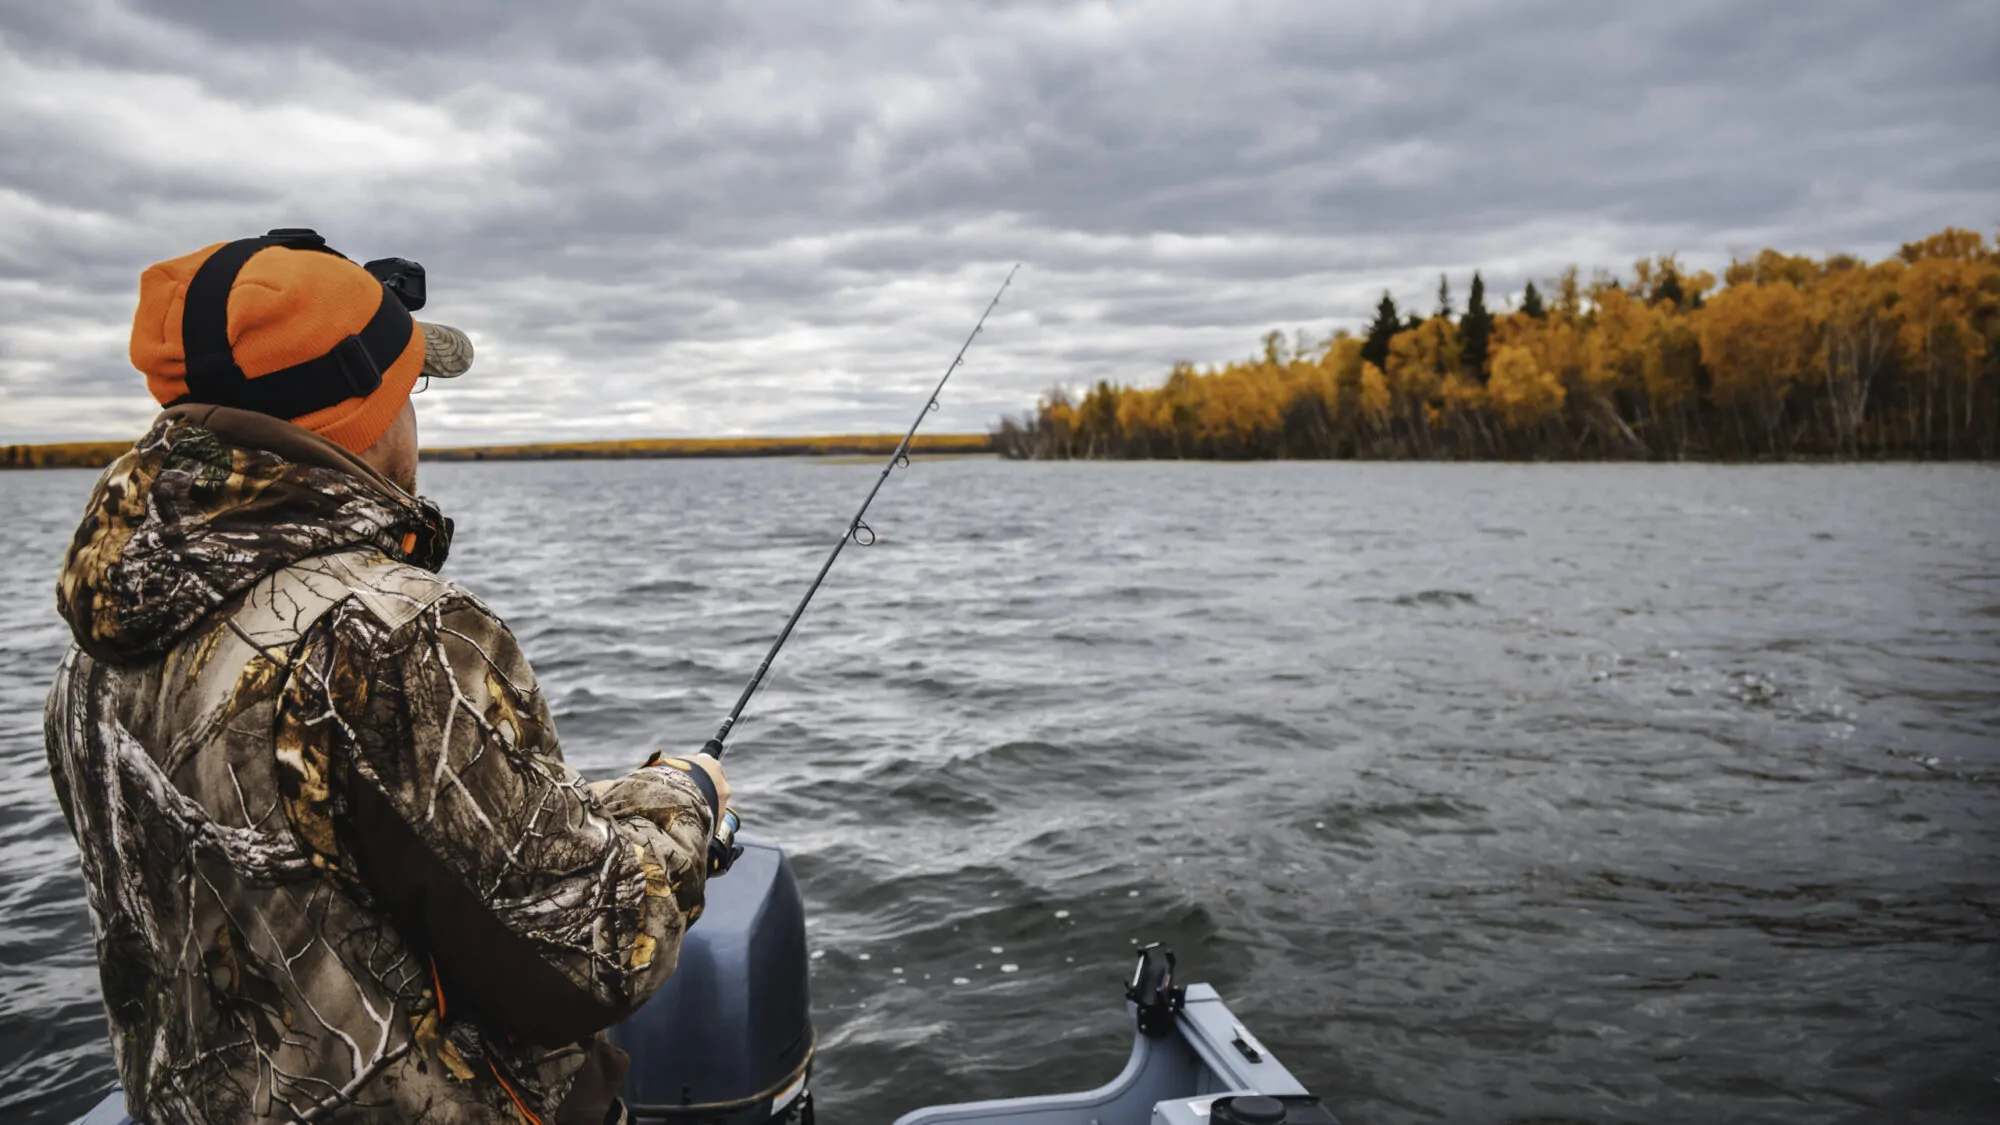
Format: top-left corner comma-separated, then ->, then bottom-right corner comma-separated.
2,458 -> 1997,1124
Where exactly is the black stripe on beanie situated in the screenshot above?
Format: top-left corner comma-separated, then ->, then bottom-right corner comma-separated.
176,236 -> 414,418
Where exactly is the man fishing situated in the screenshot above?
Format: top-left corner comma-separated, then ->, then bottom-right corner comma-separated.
44,229 -> 729,1124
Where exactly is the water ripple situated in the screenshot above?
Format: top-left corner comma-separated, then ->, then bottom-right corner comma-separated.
2,459 -> 1997,1124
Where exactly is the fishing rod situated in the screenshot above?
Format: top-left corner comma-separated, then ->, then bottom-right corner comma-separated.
692,265 -> 1018,875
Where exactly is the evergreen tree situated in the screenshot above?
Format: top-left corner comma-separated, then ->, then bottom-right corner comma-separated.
1436,274 -> 1454,321
1460,271 -> 1494,380
1521,280 -> 1547,319
1360,291 -> 1400,370
1652,269 -> 1685,307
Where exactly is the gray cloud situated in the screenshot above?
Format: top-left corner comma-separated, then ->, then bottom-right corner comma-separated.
1,0 -> 1995,442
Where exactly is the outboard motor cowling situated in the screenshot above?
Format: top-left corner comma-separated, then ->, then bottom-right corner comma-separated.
610,836 -> 814,1123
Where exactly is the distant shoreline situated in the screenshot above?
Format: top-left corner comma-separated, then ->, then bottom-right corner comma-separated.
1,433 -> 997,470
0,442 -> 134,470
420,433 -> 994,463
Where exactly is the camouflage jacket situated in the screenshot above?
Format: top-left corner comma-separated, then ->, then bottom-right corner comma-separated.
45,407 -> 716,1124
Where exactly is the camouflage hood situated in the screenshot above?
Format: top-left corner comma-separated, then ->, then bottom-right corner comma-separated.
56,406 -> 452,667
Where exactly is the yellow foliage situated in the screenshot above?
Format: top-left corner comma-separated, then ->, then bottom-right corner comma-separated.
992,224 -> 1999,460
1894,254 -> 1998,445
1899,227 -> 1991,264
1495,311 -> 1585,397
1725,248 -> 1821,290
1487,345 -> 1565,428
1358,361 -> 1391,419
1323,335 -> 1365,381
1693,280 -> 1818,405
1438,374 -> 1487,414
1386,317 -> 1459,401
1584,287 -> 1657,392
1629,254 -> 1713,305
1642,315 -> 1702,409
1897,257 -> 1994,375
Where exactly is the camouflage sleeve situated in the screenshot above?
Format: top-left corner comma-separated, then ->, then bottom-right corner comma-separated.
276,589 -> 714,1046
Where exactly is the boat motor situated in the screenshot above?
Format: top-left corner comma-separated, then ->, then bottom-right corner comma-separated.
609,836 -> 815,1123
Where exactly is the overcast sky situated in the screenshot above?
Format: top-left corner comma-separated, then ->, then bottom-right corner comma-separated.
1,1 -> 1993,444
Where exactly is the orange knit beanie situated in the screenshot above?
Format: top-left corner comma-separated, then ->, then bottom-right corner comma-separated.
130,237 -> 471,455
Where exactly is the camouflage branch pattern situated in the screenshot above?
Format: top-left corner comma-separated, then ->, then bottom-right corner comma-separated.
46,410 -> 714,1124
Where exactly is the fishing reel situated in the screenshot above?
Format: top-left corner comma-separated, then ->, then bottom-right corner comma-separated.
700,739 -> 743,877
710,808 -> 743,876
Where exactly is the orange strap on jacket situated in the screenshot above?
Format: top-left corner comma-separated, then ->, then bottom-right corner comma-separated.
490,1061 -> 548,1125
431,954 -> 545,1125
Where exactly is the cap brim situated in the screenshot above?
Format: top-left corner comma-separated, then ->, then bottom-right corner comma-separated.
418,321 -> 474,379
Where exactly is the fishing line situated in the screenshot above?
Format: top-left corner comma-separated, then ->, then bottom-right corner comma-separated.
703,265 -> 1018,760
693,265 -> 1018,875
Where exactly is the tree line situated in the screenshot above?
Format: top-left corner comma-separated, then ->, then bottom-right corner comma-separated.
0,442 -> 131,470
991,227 -> 2000,460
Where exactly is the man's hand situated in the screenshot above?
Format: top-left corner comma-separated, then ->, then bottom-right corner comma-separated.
687,752 -> 731,821
633,752 -> 732,833
616,751 -> 734,835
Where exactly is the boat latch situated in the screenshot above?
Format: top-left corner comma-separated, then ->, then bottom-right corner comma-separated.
1231,1023 -> 1266,1063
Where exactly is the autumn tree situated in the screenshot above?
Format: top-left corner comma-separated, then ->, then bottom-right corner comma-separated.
1580,285 -> 1656,453
1643,315 -> 1704,458
1899,227 -> 1989,264
1358,361 -> 1391,432
1815,259 -> 1902,456
1694,279 -> 1819,453
1487,345 -> 1565,436
1894,247 -> 1997,456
